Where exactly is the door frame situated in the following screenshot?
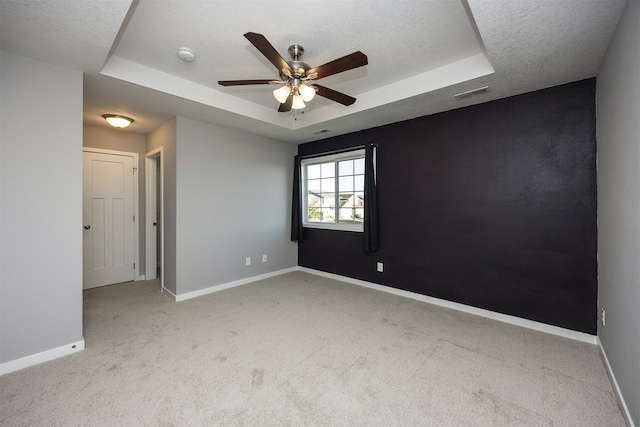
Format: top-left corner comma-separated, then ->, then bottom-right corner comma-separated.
145,147 -> 164,291
83,147 -> 141,282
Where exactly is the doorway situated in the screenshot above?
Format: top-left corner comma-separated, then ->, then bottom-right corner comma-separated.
145,148 -> 164,291
82,148 -> 140,289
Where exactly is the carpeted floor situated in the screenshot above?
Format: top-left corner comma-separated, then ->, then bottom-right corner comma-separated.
0,272 -> 628,426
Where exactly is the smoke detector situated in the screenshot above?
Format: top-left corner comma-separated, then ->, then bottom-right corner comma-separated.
178,47 -> 195,62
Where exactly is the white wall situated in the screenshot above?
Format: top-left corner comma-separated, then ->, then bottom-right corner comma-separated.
0,51 -> 83,365
147,118 -> 177,294
83,125 -> 147,276
596,0 -> 640,425
175,117 -> 298,294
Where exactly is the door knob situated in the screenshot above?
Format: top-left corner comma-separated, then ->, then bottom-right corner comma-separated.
84,225 -> 91,230
153,222 -> 157,226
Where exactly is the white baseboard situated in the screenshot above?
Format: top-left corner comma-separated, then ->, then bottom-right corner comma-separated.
298,267 -> 598,345
135,275 -> 145,282
597,337 -> 636,427
165,266 -> 596,344
171,267 -> 299,302
0,340 -> 85,376
162,286 -> 177,300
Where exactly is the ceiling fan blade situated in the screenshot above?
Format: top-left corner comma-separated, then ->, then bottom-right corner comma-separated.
244,32 -> 292,73
307,51 -> 368,80
218,79 -> 280,86
313,85 -> 356,106
278,94 -> 293,112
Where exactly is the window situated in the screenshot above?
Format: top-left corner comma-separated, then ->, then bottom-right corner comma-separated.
302,149 -> 365,231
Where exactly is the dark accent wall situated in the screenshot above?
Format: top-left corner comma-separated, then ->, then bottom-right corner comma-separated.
298,79 -> 597,334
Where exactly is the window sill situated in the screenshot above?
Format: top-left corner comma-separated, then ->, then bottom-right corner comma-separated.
303,222 -> 363,233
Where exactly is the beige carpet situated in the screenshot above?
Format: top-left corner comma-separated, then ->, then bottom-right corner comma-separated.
0,272 -> 627,426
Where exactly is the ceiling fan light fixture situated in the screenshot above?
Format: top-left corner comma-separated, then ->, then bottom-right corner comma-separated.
273,85 -> 291,104
299,84 -> 316,102
291,94 -> 306,110
103,114 -> 134,128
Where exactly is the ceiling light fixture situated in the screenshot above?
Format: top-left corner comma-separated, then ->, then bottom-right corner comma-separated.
273,85 -> 291,104
290,87 -> 306,110
268,44 -> 320,110
273,81 -> 315,110
298,84 -> 316,102
103,114 -> 134,128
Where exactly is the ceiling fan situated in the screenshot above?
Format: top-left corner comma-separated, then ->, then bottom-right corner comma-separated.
218,32 -> 368,112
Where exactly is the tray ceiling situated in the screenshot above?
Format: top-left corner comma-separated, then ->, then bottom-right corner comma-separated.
0,0 -> 627,143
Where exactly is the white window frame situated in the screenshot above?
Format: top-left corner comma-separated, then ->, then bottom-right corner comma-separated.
301,149 -> 366,232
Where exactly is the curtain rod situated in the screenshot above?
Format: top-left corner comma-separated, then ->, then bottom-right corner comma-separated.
299,142 -> 377,160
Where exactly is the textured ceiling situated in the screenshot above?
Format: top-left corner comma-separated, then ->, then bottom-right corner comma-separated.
0,0 -> 132,71
0,0 -> 628,143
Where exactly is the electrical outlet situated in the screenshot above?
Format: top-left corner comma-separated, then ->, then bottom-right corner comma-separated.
377,262 -> 384,272
245,257 -> 251,266
262,254 -> 267,262
601,308 -> 606,326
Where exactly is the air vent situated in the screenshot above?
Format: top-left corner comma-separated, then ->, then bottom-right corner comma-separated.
312,129 -> 330,135
454,86 -> 490,100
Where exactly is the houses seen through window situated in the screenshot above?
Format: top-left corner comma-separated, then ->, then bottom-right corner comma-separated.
302,149 -> 365,231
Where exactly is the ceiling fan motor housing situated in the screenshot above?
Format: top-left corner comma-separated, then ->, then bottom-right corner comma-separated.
288,44 -> 304,60
283,45 -> 310,78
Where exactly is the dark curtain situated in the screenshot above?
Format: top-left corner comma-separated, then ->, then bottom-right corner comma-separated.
290,155 -> 303,242
364,143 -> 379,252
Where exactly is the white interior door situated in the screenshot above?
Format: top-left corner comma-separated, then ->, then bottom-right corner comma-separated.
145,155 -> 157,281
83,151 -> 135,289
